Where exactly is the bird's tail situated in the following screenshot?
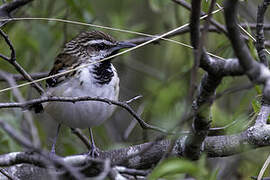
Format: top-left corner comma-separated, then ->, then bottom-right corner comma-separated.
29,103 -> 44,113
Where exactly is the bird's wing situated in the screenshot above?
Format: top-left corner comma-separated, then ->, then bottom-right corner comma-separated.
46,53 -> 80,87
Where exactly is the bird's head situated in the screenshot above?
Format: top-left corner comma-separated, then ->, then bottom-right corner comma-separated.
64,30 -> 136,62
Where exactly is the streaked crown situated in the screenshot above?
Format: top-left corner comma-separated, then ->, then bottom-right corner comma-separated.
63,30 -> 135,62
68,31 -> 116,48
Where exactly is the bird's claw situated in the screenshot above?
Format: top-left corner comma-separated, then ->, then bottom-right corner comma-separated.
87,146 -> 100,158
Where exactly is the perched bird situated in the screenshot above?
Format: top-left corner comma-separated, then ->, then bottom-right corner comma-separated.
43,30 -> 136,156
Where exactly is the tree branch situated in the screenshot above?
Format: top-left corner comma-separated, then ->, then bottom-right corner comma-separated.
0,0 -> 33,15
0,0 -> 33,26
1,123 -> 270,178
70,128 -> 91,150
255,0 -> 270,125
0,118 -> 87,180
0,96 -> 168,134
0,72 -> 48,82
224,0 -> 260,76
172,0 -> 227,35
0,29 -> 44,94
224,0 -> 270,102
0,71 -> 40,147
256,0 -> 270,66
182,0 -> 221,160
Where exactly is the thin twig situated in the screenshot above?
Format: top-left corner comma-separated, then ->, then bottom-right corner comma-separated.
172,0 -> 270,49
125,95 -> 142,104
71,128 -> 91,150
258,153 -> 270,180
0,168 -> 19,180
0,0 -> 33,15
0,71 -> 40,147
256,0 -> 270,66
0,96 -> 168,134
188,0 -> 203,100
123,103 -> 145,140
257,1 -> 269,67
0,0 -> 34,27
0,72 -> 48,81
0,118 -> 85,180
0,29 -> 45,94
189,0 -> 217,100
172,0 -> 227,35
256,0 -> 270,108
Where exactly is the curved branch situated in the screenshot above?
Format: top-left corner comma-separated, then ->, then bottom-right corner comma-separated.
0,0 -> 33,26
0,0 -> 33,14
224,0 -> 257,72
172,0 -> 227,35
224,0 -> 270,103
200,55 -> 244,76
0,71 -> 40,147
256,0 -> 270,66
0,29 -> 44,94
0,96 -> 168,134
0,123 -> 270,177
183,0 -> 220,160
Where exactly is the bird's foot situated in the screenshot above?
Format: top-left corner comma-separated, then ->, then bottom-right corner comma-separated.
49,149 -> 57,159
48,140 -> 58,159
87,146 -> 100,158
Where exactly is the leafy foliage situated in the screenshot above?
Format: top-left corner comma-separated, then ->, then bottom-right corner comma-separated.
0,0 -> 268,179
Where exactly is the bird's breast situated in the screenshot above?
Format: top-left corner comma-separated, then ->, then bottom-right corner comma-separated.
45,64 -> 119,128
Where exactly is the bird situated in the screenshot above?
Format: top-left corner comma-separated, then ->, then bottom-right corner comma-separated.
42,30 -> 136,156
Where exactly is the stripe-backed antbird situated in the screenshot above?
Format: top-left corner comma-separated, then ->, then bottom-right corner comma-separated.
41,31 -> 136,156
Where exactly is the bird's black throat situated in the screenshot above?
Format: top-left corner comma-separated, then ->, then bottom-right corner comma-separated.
92,60 -> 114,85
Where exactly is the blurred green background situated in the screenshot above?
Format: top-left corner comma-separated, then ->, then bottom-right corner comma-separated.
0,0 -> 269,179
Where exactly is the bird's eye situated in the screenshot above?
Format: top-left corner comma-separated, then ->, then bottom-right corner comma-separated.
95,43 -> 106,50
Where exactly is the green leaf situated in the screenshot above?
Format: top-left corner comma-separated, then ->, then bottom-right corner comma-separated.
254,85 -> 262,95
252,99 -> 261,114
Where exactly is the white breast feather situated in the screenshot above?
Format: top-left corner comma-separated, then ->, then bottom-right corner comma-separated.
44,65 -> 119,129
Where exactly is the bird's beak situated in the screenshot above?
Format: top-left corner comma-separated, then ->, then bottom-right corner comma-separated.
118,41 -> 137,48
112,41 -> 136,52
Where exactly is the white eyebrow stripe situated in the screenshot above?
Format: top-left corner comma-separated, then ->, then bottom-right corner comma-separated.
82,39 -> 114,46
